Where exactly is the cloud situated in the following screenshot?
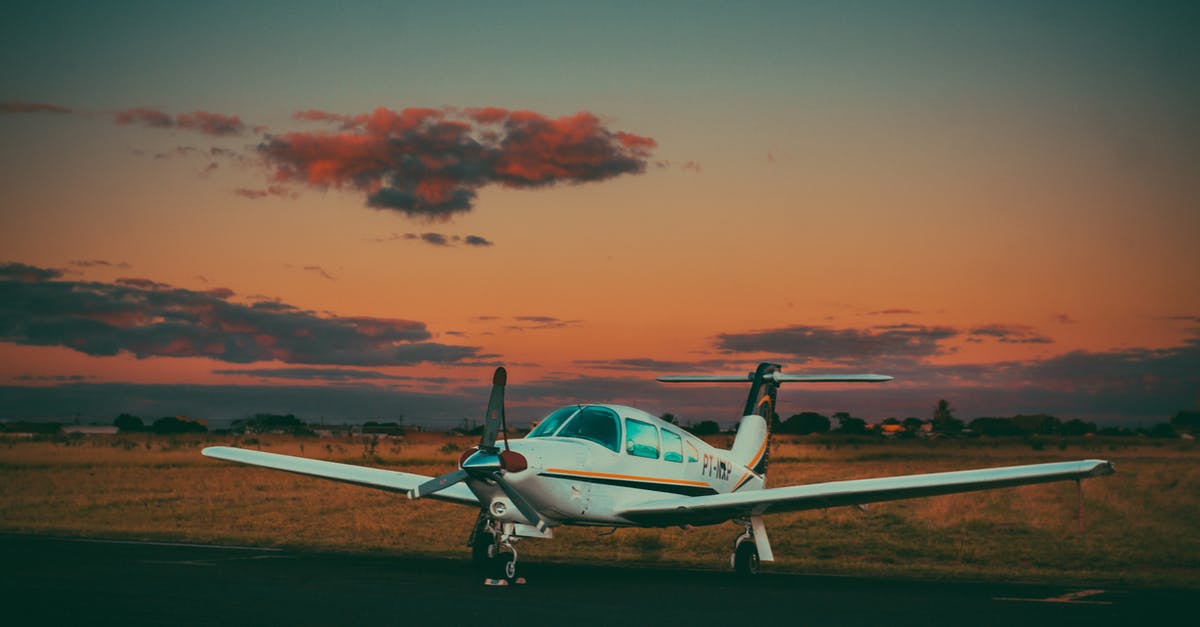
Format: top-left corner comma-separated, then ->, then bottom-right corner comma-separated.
69,259 -> 131,269
1,100 -> 72,115
301,265 -> 335,281
0,262 -> 482,366
264,106 -> 655,218
966,324 -> 1053,344
113,107 -> 248,136
573,358 -> 737,373
233,186 -> 296,200
211,367 -> 446,383
866,308 -> 920,316
0,262 -> 63,282
367,232 -> 495,247
1053,313 -> 1078,324
715,324 -> 959,364
507,316 -> 582,331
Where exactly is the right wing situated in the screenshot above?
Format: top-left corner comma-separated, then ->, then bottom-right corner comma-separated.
617,459 -> 1113,526
202,446 -> 479,506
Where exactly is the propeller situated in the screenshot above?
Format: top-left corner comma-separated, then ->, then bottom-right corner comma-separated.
409,367 -> 546,532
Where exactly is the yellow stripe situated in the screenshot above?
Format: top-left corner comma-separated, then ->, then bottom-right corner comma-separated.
544,467 -> 711,488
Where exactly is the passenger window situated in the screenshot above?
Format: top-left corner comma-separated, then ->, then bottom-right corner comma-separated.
624,418 -> 659,459
685,441 -> 699,463
556,406 -> 620,452
662,430 -> 683,463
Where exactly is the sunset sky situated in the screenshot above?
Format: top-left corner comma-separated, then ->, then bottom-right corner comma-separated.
2,1 -> 1197,427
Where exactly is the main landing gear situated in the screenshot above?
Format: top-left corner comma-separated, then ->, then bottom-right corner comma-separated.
731,519 -> 765,576
468,511 -> 524,586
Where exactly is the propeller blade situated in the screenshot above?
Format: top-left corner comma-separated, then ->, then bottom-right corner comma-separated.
494,475 -> 548,533
410,468 -> 469,499
478,367 -> 507,450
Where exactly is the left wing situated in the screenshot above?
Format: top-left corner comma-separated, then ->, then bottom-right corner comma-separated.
202,446 -> 479,506
616,459 -> 1113,526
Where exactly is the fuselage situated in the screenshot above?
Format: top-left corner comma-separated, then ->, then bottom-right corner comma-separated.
463,404 -> 764,529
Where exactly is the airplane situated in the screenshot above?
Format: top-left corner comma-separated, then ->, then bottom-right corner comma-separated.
202,362 -> 1114,583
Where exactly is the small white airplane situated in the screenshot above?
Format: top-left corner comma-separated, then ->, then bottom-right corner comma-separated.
203,363 -> 1113,582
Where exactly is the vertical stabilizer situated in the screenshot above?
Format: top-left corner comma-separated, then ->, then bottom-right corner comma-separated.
733,363 -> 780,476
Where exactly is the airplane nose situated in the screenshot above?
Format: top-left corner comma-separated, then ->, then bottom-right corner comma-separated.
460,449 -> 501,474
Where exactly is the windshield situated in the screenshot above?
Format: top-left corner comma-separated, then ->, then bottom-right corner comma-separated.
556,406 -> 621,452
527,406 -> 579,438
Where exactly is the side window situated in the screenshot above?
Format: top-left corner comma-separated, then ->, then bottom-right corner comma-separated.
685,440 -> 699,463
662,430 -> 683,463
624,418 -> 659,459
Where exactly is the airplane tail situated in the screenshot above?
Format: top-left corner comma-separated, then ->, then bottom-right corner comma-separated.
658,363 -> 893,480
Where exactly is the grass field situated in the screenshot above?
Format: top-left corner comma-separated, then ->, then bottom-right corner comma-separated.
2,432 -> 1196,588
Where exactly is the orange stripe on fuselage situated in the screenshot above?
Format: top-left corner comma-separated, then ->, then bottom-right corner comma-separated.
748,436 -> 768,469
543,468 -> 712,488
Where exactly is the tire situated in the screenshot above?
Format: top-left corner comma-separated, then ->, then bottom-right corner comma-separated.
491,551 -> 517,581
471,535 -> 493,566
733,538 -> 759,576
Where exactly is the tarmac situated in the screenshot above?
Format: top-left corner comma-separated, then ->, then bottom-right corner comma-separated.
0,534 -> 1188,626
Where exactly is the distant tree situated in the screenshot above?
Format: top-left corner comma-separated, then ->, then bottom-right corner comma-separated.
687,420 -> 721,436
781,412 -> 830,435
113,413 -> 144,433
660,413 -> 678,425
1171,411 -> 1200,433
969,417 -> 1022,437
902,417 -> 926,433
833,412 -> 867,435
1148,422 -> 1177,438
932,400 -> 964,434
1012,414 -> 1061,435
1060,418 -> 1097,437
151,416 -> 207,434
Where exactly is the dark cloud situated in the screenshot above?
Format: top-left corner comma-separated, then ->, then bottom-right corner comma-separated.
367,232 -> 495,248
113,107 -> 248,136
966,324 -> 1053,344
1053,313 -> 1078,324
866,308 -> 920,316
263,106 -> 655,218
0,263 -> 482,366
1,101 -> 72,115
508,316 -> 582,331
211,367 -> 440,382
69,259 -> 130,269
0,262 -> 63,282
715,324 -> 958,364
573,358 -> 737,373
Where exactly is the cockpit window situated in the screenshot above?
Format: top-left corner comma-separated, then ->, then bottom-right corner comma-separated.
624,418 -> 659,459
556,406 -> 620,452
527,406 -> 579,438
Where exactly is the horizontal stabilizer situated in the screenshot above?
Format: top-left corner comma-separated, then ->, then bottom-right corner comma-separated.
658,373 -> 892,383
202,446 -> 478,506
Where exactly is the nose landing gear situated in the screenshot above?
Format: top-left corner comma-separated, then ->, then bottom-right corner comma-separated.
468,511 -> 525,585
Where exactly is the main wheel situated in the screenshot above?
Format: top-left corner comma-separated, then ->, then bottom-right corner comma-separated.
733,538 -> 759,576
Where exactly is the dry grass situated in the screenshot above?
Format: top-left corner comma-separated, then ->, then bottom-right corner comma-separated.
1,433 -> 1196,587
